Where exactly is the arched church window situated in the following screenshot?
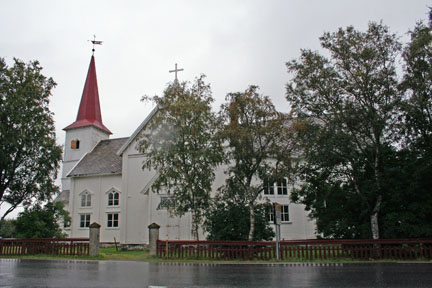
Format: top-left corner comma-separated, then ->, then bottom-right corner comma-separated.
108,191 -> 119,206
81,192 -> 91,207
71,139 -> 80,149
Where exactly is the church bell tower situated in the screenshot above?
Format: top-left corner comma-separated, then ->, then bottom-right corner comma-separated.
61,54 -> 112,192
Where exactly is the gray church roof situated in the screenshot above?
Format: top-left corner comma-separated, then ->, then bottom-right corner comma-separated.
55,190 -> 70,203
68,137 -> 128,177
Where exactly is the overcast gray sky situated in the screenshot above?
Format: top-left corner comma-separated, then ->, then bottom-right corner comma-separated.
0,1 -> 430,217
1,0 -> 430,142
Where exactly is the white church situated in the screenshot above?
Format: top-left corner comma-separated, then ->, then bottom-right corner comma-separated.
57,54 -> 316,244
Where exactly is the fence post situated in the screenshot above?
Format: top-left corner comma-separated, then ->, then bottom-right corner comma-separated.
89,222 -> 101,256
148,222 -> 160,256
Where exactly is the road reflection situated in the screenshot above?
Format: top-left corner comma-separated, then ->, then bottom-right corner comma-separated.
1,259 -> 431,287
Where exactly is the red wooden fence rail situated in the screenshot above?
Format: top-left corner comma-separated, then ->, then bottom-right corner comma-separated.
0,238 -> 89,256
156,239 -> 432,261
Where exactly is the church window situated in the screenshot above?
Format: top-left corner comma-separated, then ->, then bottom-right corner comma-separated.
267,205 -> 275,222
71,139 -> 80,149
107,213 -> 119,228
277,178 -> 288,195
264,178 -> 288,195
281,205 -> 289,222
81,192 -> 91,207
267,204 -> 289,222
80,214 -> 90,228
108,191 -> 119,206
158,196 -> 175,210
263,179 -> 274,195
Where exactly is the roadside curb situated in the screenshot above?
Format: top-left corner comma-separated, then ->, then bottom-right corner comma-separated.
156,261 -> 432,266
157,262 -> 345,266
2,258 -> 431,266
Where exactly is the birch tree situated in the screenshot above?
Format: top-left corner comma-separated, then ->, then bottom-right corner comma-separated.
286,23 -> 402,239
137,76 -> 222,240
219,86 -> 293,241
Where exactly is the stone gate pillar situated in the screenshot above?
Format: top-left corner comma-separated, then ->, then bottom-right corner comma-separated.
148,223 -> 160,256
89,222 -> 101,256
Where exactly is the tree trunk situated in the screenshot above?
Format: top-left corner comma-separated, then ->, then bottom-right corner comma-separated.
191,212 -> 200,240
370,213 -> 380,240
1,202 -> 19,221
248,202 -> 255,241
370,195 -> 382,259
370,195 -> 382,240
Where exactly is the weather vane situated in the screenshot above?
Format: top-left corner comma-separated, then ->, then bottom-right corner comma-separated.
88,35 -> 103,55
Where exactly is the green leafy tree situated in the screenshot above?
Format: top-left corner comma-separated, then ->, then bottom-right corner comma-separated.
379,10 -> 432,238
290,162 -> 371,239
400,10 -> 432,154
14,201 -> 70,238
0,219 -> 16,238
286,23 -> 402,239
0,58 -> 62,220
137,76 -> 223,240
379,150 -> 432,238
219,86 -> 294,241
204,199 -> 274,241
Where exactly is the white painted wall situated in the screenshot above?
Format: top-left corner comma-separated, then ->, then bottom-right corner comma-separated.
212,163 -> 316,240
62,126 -> 110,191
69,174 -> 122,242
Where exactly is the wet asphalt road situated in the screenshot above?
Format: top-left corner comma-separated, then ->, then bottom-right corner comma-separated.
1,259 -> 432,287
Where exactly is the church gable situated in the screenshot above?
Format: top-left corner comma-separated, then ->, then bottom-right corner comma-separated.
68,137 -> 128,177
117,106 -> 158,156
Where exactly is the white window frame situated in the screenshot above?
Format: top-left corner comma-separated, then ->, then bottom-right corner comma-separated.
281,205 -> 289,222
107,213 -> 119,228
268,205 -> 275,222
106,188 -> 120,207
263,178 -> 289,196
277,178 -> 288,195
80,214 -> 91,228
268,204 -> 290,223
80,190 -> 92,207
263,179 -> 274,195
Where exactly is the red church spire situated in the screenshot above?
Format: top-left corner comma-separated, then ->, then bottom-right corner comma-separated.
64,55 -> 112,134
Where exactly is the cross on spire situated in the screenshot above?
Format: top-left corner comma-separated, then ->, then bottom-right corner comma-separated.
169,63 -> 184,82
89,35 -> 103,55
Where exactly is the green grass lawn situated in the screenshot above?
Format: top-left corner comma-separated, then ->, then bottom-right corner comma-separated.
99,247 -> 157,261
0,247 -> 156,262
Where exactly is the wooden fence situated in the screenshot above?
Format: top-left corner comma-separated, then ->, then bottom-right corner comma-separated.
0,238 -> 89,256
157,238 -> 432,261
